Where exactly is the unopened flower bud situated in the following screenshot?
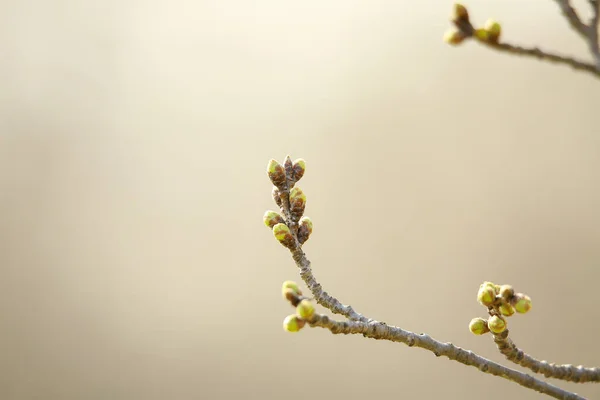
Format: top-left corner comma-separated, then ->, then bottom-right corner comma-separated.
499,303 -> 515,317
511,293 -> 532,314
264,210 -> 284,229
499,285 -> 514,301
282,281 -> 302,299
452,3 -> 469,23
296,299 -> 315,319
297,217 -> 313,244
487,315 -> 507,334
469,317 -> 490,335
484,19 -> 501,43
292,158 -> 306,182
273,223 -> 295,249
267,159 -> 287,188
444,29 -> 467,46
474,28 -> 489,42
477,282 -> 497,307
289,187 -> 306,220
283,315 -> 305,332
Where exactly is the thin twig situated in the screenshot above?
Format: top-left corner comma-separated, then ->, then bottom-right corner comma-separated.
554,0 -> 590,39
478,41 -> 600,78
588,0 -> 600,69
307,313 -> 585,400
492,330 -> 600,383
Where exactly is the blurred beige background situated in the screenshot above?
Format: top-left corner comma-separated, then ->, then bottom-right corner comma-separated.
1,0 -> 599,399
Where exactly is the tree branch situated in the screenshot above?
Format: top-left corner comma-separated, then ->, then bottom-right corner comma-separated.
492,330 -> 600,383
305,313 -> 585,400
444,3 -> 600,79
476,41 -> 600,78
266,157 -> 588,400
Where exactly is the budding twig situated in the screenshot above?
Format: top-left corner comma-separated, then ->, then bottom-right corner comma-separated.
492,330 -> 600,383
444,3 -> 600,79
306,313 -> 584,400
265,156 -> 589,400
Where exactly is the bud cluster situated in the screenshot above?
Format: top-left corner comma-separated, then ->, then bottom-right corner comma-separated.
281,281 -> 316,333
443,4 -> 502,46
264,156 -> 313,248
469,281 -> 532,336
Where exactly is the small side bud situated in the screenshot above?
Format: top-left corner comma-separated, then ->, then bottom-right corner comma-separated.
289,187 -> 307,220
511,293 -> 532,314
283,315 -> 306,332
484,19 -> 501,43
469,317 -> 490,335
296,299 -> 315,320
282,281 -> 302,298
477,282 -> 497,307
292,158 -> 306,182
499,303 -> 515,317
499,285 -> 514,301
264,210 -> 284,229
474,28 -> 489,42
297,217 -> 313,245
443,29 -> 467,46
487,315 -> 507,334
272,187 -> 283,207
273,223 -> 296,249
452,3 -> 469,23
267,159 -> 287,188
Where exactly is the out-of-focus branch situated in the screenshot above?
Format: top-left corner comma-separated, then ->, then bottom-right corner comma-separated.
492,330 -> 600,383
588,0 -> 600,68
444,3 -> 600,78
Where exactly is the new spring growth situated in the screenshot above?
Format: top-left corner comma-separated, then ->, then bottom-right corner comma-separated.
511,293 -> 532,314
444,29 -> 467,46
267,159 -> 287,188
289,187 -> 307,221
296,299 -> 315,320
477,281 -> 497,307
263,210 -> 284,229
292,158 -> 306,182
283,314 -> 306,332
273,223 -> 296,249
452,3 -> 469,24
484,19 -> 501,43
469,317 -> 490,335
282,280 -> 303,306
297,216 -> 313,245
488,315 -> 507,334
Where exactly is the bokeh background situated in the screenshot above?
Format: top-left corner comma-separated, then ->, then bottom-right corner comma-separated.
1,1 -> 599,399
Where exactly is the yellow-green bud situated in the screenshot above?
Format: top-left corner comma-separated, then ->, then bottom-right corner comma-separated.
283,314 -> 305,332
282,281 -> 302,298
263,210 -> 284,229
297,216 -> 313,245
452,3 -> 469,23
289,187 -> 307,220
511,293 -> 532,314
296,299 -> 315,319
474,28 -> 489,42
267,159 -> 287,188
273,223 -> 295,249
292,158 -> 306,182
477,282 -> 497,307
469,317 -> 490,335
484,19 -> 501,43
487,315 -> 507,334
499,303 -> 515,317
443,29 -> 467,46
499,285 -> 514,301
